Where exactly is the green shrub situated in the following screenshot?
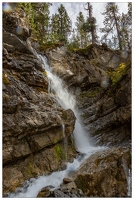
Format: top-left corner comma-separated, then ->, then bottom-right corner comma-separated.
107,62 -> 127,85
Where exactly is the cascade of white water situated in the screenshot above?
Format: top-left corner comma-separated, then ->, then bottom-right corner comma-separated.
7,55 -> 106,198
7,151 -> 96,198
40,55 -> 93,153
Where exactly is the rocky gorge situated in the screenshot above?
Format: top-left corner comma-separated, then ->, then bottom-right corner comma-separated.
3,7 -> 131,197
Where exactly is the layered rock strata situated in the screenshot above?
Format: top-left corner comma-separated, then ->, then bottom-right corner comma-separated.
3,8 -> 76,195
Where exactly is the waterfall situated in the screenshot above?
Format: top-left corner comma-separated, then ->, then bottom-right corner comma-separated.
7,55 -> 106,198
40,55 -> 93,153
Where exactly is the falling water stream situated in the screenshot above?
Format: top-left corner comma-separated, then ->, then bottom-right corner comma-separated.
7,55 -> 110,198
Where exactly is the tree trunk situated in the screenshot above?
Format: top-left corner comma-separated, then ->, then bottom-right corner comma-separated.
87,3 -> 95,44
113,10 -> 122,50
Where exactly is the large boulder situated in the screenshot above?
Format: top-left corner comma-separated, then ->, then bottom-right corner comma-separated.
74,147 -> 131,197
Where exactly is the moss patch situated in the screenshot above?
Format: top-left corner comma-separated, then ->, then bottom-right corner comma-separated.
43,71 -> 47,76
79,87 -> 102,98
107,62 -> 127,86
74,43 -> 111,56
3,74 -> 10,84
26,162 -> 39,177
54,144 -> 66,162
39,41 -> 63,52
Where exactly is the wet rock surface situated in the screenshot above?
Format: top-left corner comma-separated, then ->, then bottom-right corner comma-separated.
37,182 -> 86,198
74,147 -> 131,197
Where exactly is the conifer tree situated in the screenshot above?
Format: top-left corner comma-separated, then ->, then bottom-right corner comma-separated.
50,4 -> 72,43
18,3 -> 51,43
120,2 -> 132,50
50,13 -> 60,42
100,3 -> 122,50
67,32 -> 80,52
57,4 -> 72,43
75,12 -> 89,48
83,3 -> 98,43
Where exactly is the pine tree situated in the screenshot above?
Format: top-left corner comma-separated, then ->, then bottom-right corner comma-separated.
57,4 -> 72,43
83,3 -> 98,43
67,32 -> 80,52
50,4 -> 72,43
120,2 -> 132,50
18,3 -> 51,43
100,3 -> 122,50
50,13 -> 60,42
31,3 -> 51,41
75,12 -> 89,48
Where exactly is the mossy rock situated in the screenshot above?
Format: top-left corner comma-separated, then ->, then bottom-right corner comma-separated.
43,71 -> 47,76
3,74 -> 10,84
79,87 -> 102,98
75,43 -> 111,56
54,144 -> 66,162
39,41 -> 63,52
26,162 -> 40,177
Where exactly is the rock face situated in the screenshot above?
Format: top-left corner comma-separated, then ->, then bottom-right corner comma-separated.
46,44 -> 131,147
44,44 -> 131,197
74,147 -> 131,197
3,8 -> 77,195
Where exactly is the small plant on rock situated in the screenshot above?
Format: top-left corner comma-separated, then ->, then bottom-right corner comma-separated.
107,62 -> 126,85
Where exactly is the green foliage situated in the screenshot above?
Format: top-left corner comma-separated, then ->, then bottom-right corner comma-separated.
54,144 -> 66,162
107,62 -> 126,85
39,41 -> 63,51
50,4 -> 72,44
100,3 -> 122,50
67,33 -> 80,52
18,2 -> 51,44
26,162 -> 39,177
83,3 -> 98,43
75,12 -> 90,48
73,44 -> 99,55
43,71 -> 47,76
119,3 -> 132,51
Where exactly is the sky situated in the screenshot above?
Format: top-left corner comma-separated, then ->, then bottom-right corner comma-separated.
49,2 -> 128,25
49,2 -> 128,35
